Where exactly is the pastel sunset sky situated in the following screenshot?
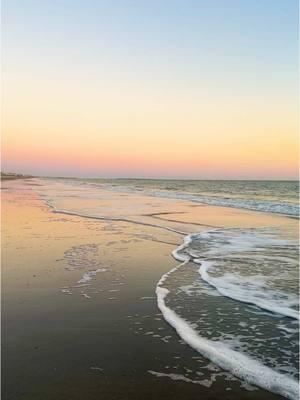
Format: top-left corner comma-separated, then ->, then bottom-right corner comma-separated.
2,0 -> 298,179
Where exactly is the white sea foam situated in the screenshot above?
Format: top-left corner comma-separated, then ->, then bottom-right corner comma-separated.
155,229 -> 299,399
90,366 -> 103,371
175,229 -> 299,320
155,280 -> 299,400
81,293 -> 91,299
77,268 -> 106,284
148,370 -> 214,387
198,261 -> 299,320
148,369 -> 257,390
61,288 -> 72,295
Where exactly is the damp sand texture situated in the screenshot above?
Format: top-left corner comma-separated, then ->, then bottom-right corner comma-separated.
2,178 -> 299,400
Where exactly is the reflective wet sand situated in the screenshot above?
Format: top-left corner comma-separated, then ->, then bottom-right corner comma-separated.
2,179 -> 297,400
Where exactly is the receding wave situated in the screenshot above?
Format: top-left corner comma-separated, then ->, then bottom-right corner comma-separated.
199,260 -> 299,320
173,229 -> 299,320
37,179 -> 299,398
156,228 -> 299,399
156,281 -> 299,399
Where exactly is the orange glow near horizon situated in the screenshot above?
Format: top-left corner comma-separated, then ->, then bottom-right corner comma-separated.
2,1 -> 298,179
2,74 -> 298,179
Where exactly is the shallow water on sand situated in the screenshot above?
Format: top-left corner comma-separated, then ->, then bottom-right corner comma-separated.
2,178 -> 299,400
157,228 -> 299,399
56,177 -> 299,216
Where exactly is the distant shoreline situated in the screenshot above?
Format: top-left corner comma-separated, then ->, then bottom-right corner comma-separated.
1,173 -> 33,181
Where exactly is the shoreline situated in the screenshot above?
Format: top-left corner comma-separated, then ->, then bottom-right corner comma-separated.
157,232 -> 298,400
2,178 -> 297,400
1,174 -> 33,181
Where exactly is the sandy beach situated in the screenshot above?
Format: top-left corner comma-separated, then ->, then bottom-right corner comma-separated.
2,178 -> 298,400
2,0 -> 298,397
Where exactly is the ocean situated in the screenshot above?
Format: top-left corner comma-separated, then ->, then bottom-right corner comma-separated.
83,178 -> 299,216
38,178 -> 299,399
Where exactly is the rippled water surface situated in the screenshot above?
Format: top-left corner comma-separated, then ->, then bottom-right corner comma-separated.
58,178 -> 299,216
37,178 -> 299,399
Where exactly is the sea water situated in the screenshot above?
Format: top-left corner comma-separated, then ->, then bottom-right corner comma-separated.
157,228 -> 299,399
81,178 -> 299,216
38,177 -> 299,398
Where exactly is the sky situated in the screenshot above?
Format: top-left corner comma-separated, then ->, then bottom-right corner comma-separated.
2,0 -> 299,179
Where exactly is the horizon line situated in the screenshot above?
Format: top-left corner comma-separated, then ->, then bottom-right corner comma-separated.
32,174 -> 300,182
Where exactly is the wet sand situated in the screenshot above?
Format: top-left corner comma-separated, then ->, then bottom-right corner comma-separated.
2,179 -> 295,400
